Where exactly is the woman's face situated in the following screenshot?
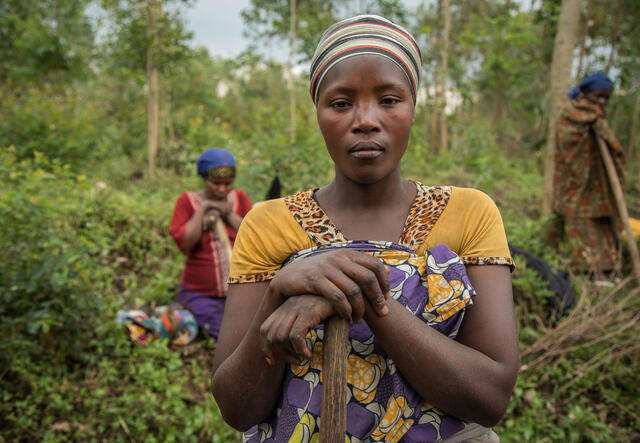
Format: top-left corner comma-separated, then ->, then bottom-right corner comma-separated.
583,89 -> 611,109
204,177 -> 234,200
315,55 -> 415,185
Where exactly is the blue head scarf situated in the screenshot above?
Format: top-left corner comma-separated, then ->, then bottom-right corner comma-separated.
196,148 -> 236,177
567,72 -> 614,99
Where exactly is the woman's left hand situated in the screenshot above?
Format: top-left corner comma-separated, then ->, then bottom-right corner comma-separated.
260,295 -> 334,365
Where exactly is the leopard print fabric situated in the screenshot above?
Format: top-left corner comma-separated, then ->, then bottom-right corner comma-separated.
228,271 -> 278,284
283,188 -> 348,245
399,183 -> 451,250
462,256 -> 513,267
284,182 -> 451,251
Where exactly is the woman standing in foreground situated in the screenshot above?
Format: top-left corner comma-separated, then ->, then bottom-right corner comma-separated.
169,148 -> 252,339
211,16 -> 519,442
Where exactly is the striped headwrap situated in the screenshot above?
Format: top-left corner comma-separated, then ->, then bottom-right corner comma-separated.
309,15 -> 422,105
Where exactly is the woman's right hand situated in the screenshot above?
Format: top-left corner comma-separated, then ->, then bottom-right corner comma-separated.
268,249 -> 391,324
260,294 -> 333,365
201,208 -> 221,231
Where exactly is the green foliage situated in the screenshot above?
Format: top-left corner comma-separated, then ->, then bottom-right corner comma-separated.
241,0 -> 408,62
0,146 -> 240,440
2,325 -> 240,441
101,0 -> 194,74
500,379 -> 618,442
415,0 -> 549,153
0,84 -> 108,162
0,147 -> 101,374
0,0 -> 94,84
499,281 -> 640,442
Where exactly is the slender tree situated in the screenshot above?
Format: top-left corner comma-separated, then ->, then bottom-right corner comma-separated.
542,0 -> 581,216
146,0 -> 160,181
605,0 -> 623,75
576,0 -> 592,79
288,0 -> 296,144
440,0 -> 450,153
629,92 -> 640,162
430,0 -> 442,152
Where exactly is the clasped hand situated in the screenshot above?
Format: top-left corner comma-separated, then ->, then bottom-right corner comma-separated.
260,249 -> 391,366
201,200 -> 232,231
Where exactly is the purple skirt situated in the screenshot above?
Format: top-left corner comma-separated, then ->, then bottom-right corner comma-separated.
177,285 -> 226,340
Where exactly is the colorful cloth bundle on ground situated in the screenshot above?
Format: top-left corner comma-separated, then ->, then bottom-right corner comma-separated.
244,240 -> 476,443
116,305 -> 198,346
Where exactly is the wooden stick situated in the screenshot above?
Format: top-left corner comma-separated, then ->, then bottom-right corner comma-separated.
320,315 -> 349,442
597,136 -> 640,280
213,217 -> 232,263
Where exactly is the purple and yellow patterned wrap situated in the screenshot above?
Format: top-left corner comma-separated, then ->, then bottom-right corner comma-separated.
244,240 -> 475,443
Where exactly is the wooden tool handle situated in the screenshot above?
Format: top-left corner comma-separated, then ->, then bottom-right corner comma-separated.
319,315 -> 349,442
213,217 -> 232,261
597,136 -> 640,280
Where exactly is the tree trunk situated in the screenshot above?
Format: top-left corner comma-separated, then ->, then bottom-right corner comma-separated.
541,0 -> 581,216
629,92 -> 640,162
576,0 -> 592,79
166,90 -> 176,145
288,0 -> 297,145
423,76 -> 431,145
55,0 -> 63,95
605,0 -> 623,75
146,0 -> 160,182
158,76 -> 165,152
439,0 -> 450,153
430,0 -> 442,153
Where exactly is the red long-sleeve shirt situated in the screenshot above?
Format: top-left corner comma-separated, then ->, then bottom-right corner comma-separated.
169,189 -> 252,296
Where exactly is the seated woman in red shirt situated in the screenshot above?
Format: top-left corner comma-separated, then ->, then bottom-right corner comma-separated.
169,148 -> 252,339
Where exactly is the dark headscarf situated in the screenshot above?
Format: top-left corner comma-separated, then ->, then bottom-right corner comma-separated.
567,72 -> 614,99
196,148 -> 236,178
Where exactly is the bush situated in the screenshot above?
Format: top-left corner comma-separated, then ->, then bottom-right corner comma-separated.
0,84 -> 108,164
0,148 -> 101,372
0,146 -> 239,440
